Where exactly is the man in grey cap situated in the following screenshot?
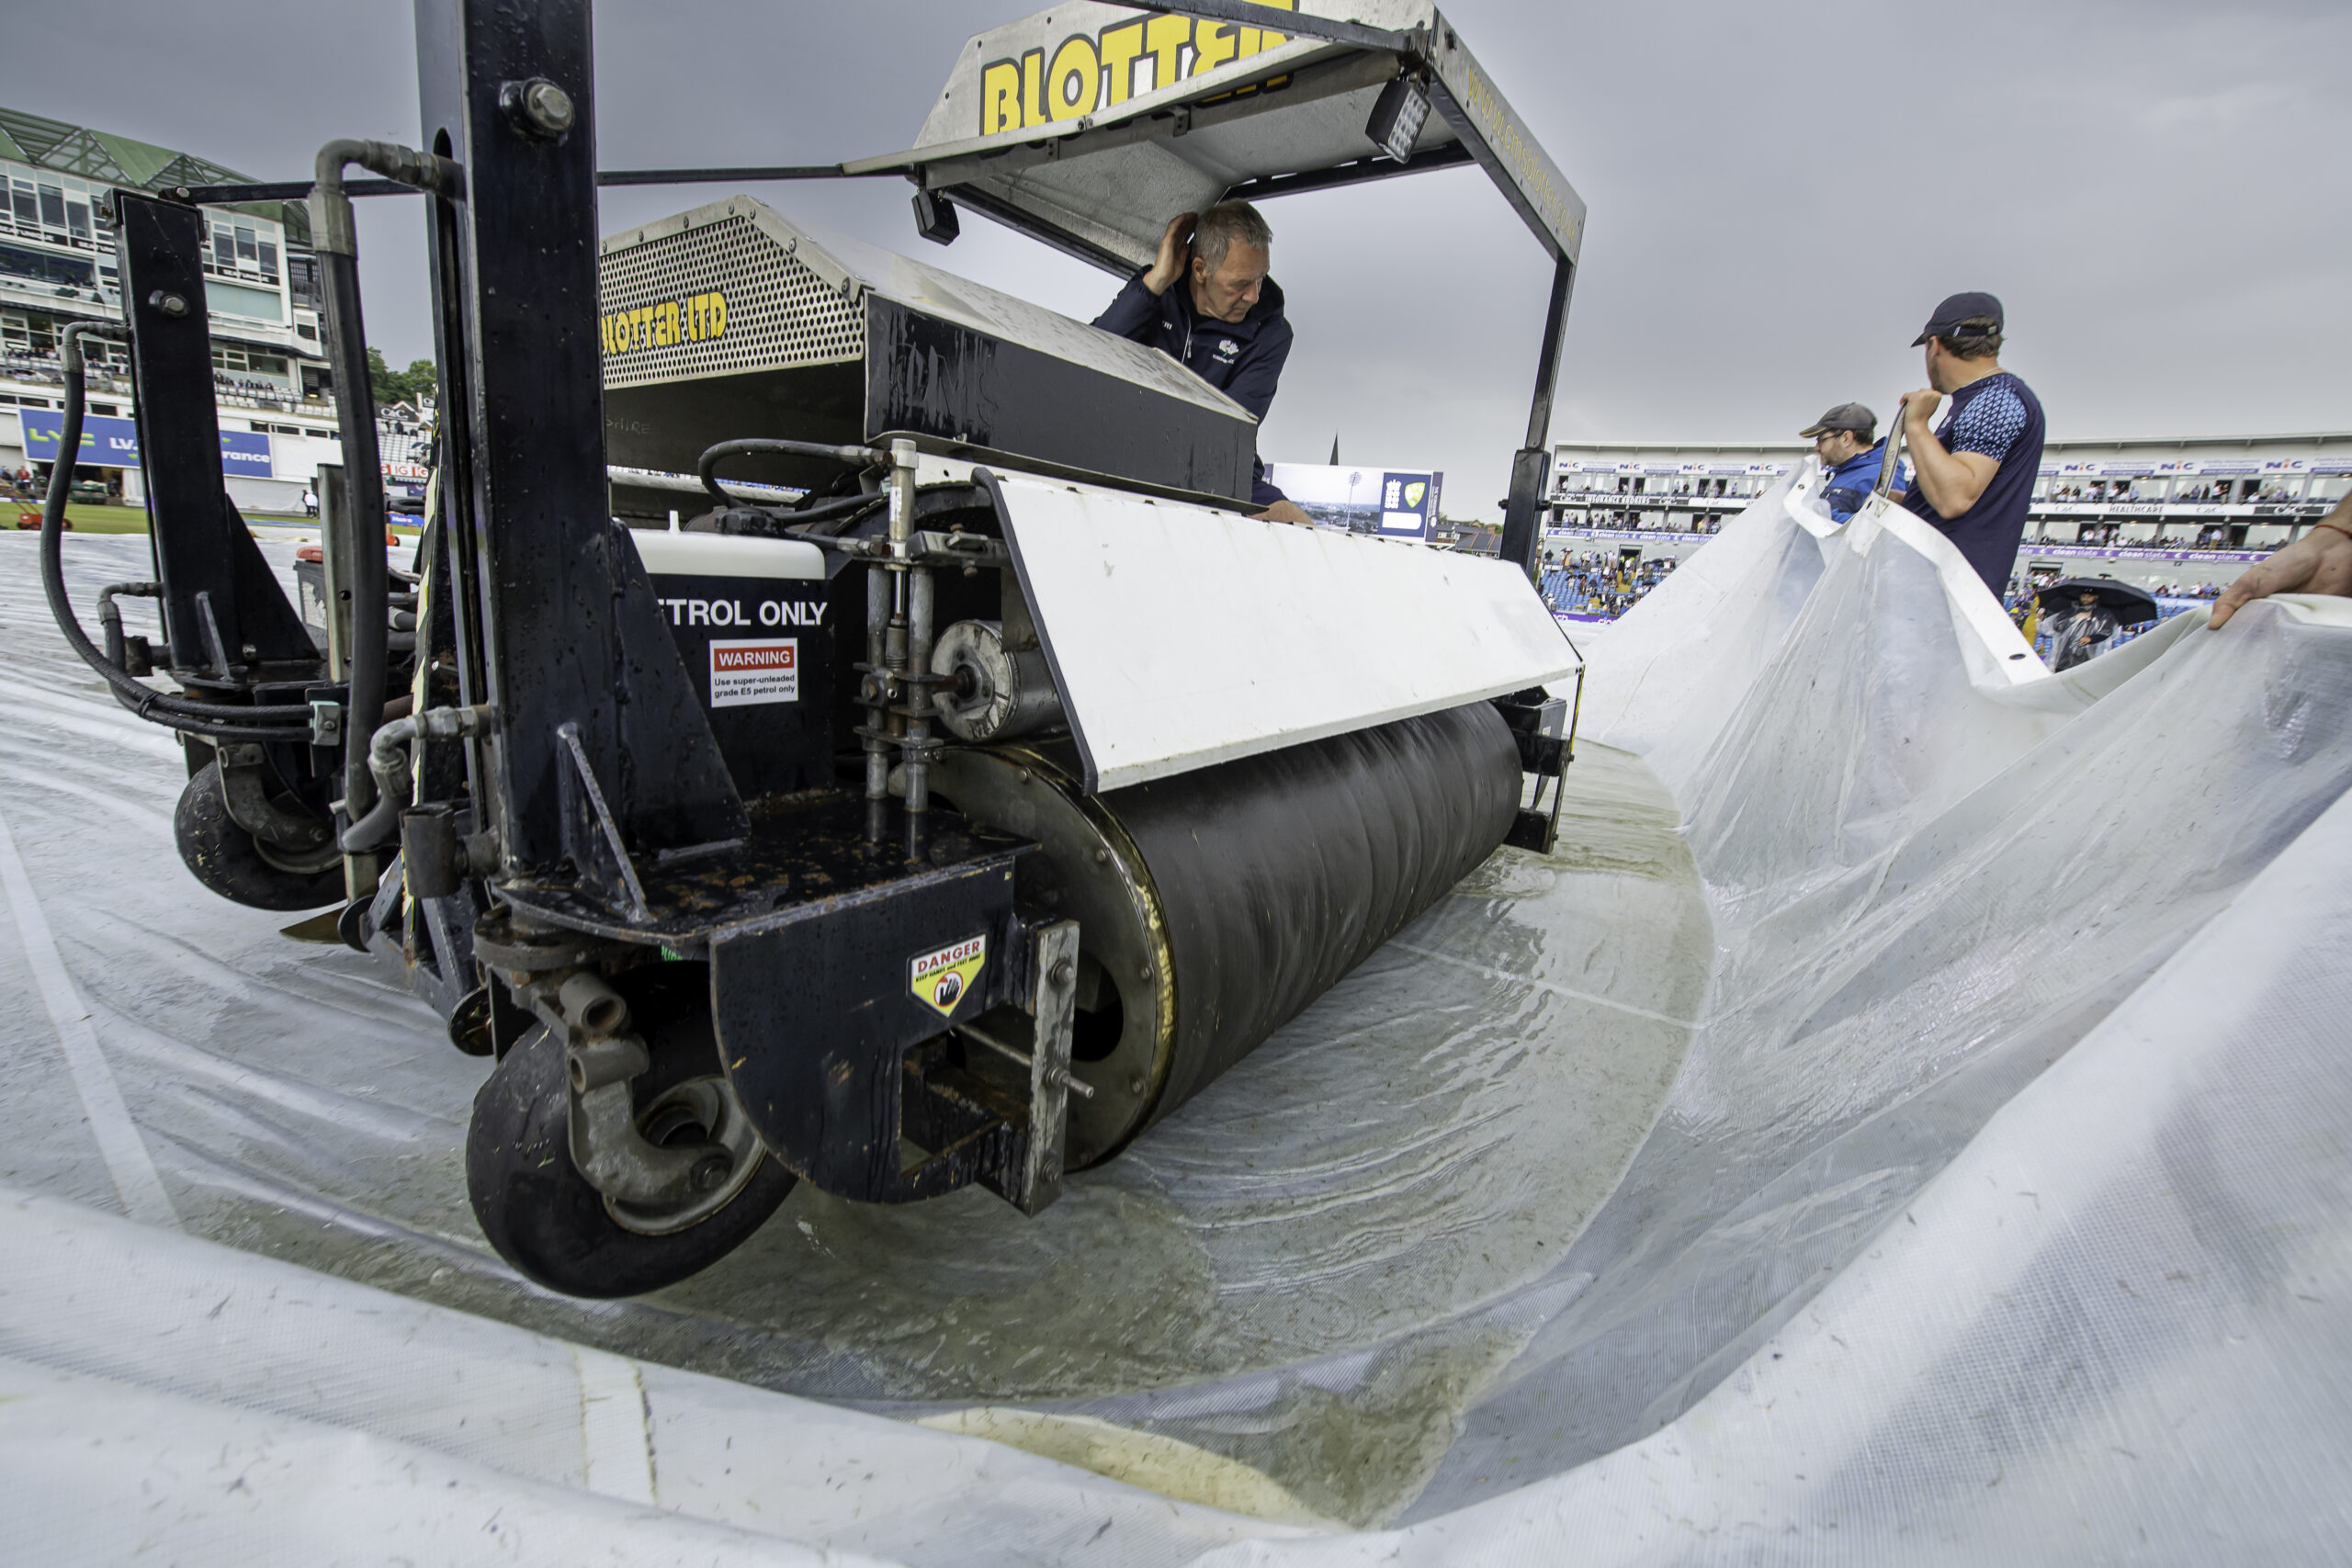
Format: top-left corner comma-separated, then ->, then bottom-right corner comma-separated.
1801,402 -> 1906,523
1897,290 -> 2045,593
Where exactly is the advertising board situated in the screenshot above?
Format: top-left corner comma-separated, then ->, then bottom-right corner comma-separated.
1265,462 -> 1442,538
21,410 -> 274,479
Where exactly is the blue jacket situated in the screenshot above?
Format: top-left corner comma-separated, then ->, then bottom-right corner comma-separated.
1822,444 -> 1907,523
1093,271 -> 1294,507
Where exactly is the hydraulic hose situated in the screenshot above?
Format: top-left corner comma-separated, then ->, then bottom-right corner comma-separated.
97,581 -> 159,670
38,322 -> 317,742
311,139 -> 461,826
714,491 -> 888,540
786,491 -> 889,525
340,702 -> 493,852
697,437 -> 880,505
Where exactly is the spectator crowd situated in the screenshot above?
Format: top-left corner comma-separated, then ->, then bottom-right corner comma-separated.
1538,548 -> 1680,620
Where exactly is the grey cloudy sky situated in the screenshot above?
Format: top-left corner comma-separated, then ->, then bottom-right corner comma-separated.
11,0 -> 2350,511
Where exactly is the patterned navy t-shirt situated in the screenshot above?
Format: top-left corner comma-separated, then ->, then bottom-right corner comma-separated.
1903,370 -> 2045,593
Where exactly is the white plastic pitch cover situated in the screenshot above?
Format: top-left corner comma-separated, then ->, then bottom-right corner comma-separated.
992,472 -> 1581,793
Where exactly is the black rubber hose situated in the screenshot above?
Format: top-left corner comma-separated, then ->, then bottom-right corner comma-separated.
786,491 -> 889,525
697,437 -> 880,505
38,324 -> 315,741
716,492 -> 888,537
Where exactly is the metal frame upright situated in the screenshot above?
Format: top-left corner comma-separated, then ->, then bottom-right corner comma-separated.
408,0 -> 745,886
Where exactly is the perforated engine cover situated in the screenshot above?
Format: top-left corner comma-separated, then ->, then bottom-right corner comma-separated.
596,197 -> 1258,500
600,209 -> 865,388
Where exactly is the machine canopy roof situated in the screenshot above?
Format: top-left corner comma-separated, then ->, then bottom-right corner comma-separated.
847,1 -> 1584,274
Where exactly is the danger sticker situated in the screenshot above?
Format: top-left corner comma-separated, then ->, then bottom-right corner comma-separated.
709,638 -> 797,708
910,933 -> 987,1020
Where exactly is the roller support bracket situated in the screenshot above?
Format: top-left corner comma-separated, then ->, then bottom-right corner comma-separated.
1494,688 -> 1574,855
1012,919 -> 1080,1214
702,858 -> 1080,1213
1512,730 -> 1568,778
895,915 -> 1081,1216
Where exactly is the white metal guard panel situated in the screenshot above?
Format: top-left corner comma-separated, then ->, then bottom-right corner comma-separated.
995,472 -> 1581,793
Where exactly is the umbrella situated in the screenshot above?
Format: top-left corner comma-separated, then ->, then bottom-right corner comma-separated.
2036,577 -> 2160,626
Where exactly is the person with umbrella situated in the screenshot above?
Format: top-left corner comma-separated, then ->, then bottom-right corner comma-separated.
2040,577 -> 2158,671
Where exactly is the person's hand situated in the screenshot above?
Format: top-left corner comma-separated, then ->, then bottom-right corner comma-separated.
2209,523 -> 2352,629
1143,211 -> 1197,297
1901,389 -> 1942,430
1252,499 -> 1313,526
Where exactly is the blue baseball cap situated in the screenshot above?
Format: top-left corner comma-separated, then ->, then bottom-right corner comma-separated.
1913,291 -> 2004,346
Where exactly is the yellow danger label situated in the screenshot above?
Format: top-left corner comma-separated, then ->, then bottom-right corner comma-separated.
910,933 -> 986,1020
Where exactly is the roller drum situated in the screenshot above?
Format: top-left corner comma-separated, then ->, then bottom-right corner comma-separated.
1113,701 -> 1521,1122
929,701 -> 1521,1167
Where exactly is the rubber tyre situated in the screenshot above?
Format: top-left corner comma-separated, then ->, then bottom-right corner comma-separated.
465,966 -> 795,1298
174,761 -> 343,912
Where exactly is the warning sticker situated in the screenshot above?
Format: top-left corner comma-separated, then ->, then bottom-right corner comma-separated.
910,933 -> 987,1020
709,638 -> 797,708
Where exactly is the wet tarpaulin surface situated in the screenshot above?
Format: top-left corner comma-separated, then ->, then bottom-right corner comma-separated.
6,470 -> 2352,1562
0,532 -> 1703,1547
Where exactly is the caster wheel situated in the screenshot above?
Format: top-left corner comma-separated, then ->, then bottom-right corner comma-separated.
447,985 -> 496,1056
174,761 -> 343,911
465,963 -> 794,1298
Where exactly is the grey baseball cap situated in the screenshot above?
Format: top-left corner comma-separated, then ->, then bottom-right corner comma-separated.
1913,290 -> 2003,346
1798,402 -> 1877,439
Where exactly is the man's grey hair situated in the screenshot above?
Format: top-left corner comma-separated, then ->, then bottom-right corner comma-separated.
1193,200 -> 1272,272
1935,317 -> 2004,360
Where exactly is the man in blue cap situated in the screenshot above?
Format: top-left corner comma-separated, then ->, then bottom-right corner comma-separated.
1897,291 -> 2045,593
1800,402 -> 1906,523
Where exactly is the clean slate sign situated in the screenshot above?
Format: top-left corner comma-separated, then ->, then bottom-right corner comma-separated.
21,409 -> 274,479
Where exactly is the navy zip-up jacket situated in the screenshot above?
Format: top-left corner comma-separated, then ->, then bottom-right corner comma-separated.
1822,443 -> 1909,523
1092,270 -> 1294,507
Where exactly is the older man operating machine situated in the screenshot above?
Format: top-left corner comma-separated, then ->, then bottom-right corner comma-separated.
1092,200 -> 1313,525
